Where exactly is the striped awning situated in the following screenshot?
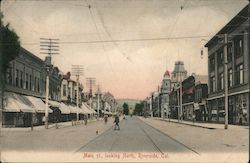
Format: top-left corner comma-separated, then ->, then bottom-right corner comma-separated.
3,92 -> 35,113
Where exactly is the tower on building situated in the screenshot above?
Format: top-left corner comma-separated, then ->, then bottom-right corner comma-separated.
160,70 -> 171,118
171,61 -> 187,89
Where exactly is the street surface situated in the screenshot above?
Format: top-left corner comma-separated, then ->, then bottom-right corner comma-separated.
1,116 -> 248,162
78,117 -> 196,154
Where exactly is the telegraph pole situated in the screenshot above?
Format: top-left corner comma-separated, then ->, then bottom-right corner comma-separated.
96,85 -> 102,120
40,38 -> 59,129
72,65 -> 84,123
86,77 -> 96,111
180,82 -> 183,121
224,34 -> 228,129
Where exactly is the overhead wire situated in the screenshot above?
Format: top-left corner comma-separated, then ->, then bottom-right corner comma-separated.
87,0 -> 120,92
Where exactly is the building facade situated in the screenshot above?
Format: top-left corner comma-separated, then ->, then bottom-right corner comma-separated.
171,61 -> 187,90
160,70 -> 171,118
205,5 -> 249,125
3,48 -> 62,127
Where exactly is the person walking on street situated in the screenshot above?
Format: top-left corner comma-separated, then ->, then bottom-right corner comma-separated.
238,108 -> 243,125
84,116 -> 88,126
104,115 -> 108,124
114,115 -> 120,130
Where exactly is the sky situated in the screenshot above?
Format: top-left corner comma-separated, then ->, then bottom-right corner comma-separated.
1,0 -> 248,100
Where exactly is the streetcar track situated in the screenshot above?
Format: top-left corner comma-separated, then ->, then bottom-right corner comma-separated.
75,125 -> 114,152
140,127 -> 164,154
137,117 -> 200,155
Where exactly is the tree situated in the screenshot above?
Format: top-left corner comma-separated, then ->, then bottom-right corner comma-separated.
0,13 -> 21,78
0,12 -> 21,127
122,102 -> 129,115
133,101 -> 144,116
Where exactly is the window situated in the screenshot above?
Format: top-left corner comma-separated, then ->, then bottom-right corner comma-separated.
16,69 -> 19,87
20,71 -> 23,88
37,78 -> 40,92
6,67 -> 12,84
34,77 -> 37,92
228,69 -> 233,87
236,64 -> 244,85
209,55 -> 215,71
29,75 -> 32,90
210,76 -> 216,92
234,38 -> 243,58
227,44 -> 232,62
239,65 -> 244,84
63,84 -> 66,96
25,73 -> 28,89
217,50 -> 223,67
218,73 -> 224,90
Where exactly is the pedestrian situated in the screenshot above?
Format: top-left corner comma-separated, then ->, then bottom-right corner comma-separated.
192,114 -> 195,123
84,116 -> 88,126
114,115 -> 120,130
238,108 -> 243,125
104,115 -> 108,124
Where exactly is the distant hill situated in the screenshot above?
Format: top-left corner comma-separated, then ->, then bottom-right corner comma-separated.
116,99 -> 142,110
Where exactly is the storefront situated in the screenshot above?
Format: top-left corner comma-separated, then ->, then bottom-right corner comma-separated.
207,92 -> 249,125
3,92 -> 36,127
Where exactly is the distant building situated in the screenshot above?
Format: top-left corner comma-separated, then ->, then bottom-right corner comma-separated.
171,61 -> 187,89
160,70 -> 171,118
205,4 -> 249,125
169,74 -> 208,121
61,72 -> 83,104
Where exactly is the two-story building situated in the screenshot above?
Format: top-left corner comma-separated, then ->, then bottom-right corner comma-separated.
205,4 -> 249,125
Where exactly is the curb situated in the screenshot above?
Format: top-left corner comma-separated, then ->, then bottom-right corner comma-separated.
155,118 -> 216,130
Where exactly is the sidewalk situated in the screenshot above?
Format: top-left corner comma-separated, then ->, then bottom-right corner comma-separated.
1,118 -> 98,132
153,117 -> 249,130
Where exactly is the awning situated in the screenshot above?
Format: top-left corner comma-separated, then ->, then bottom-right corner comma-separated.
59,103 -> 71,114
3,92 -> 20,112
48,100 -> 60,108
68,105 -> 77,114
26,96 -> 52,113
81,104 -> 93,114
3,92 -> 35,113
83,103 -> 96,114
103,111 -> 113,115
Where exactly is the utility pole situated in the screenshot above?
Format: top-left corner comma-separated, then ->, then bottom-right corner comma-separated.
150,93 -> 153,118
224,34 -> 228,129
158,86 -> 160,118
86,77 -> 96,111
72,65 -> 84,123
96,84 -> 102,120
40,38 -> 59,129
180,82 -> 183,121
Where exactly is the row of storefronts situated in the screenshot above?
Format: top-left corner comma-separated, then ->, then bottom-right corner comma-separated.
3,92 -> 96,127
